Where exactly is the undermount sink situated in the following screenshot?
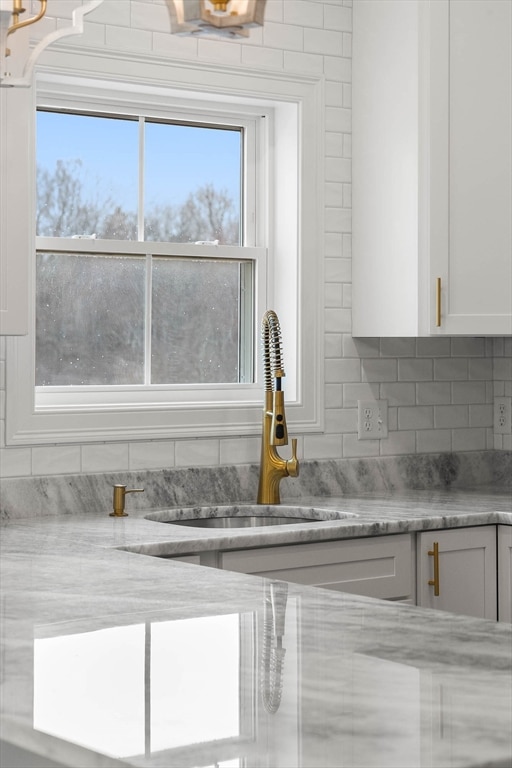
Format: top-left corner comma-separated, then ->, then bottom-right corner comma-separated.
145,505 -> 357,528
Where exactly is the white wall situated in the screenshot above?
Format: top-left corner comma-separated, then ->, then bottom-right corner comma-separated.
0,0 -> 509,480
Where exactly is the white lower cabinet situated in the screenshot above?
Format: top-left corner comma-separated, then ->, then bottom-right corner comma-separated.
168,524 -> 510,621
221,534 -> 414,602
498,525 -> 512,623
416,526 -> 497,620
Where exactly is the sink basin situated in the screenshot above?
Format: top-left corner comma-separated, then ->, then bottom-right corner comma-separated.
145,505 -> 357,528
169,515 -> 318,528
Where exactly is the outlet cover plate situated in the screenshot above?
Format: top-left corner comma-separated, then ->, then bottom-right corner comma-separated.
357,399 -> 388,440
494,396 -> 512,434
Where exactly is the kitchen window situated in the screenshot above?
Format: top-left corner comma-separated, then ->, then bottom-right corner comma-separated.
5,67 -> 323,444
35,108 -> 258,389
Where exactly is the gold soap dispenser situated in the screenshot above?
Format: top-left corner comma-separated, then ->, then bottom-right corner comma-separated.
110,484 -> 144,517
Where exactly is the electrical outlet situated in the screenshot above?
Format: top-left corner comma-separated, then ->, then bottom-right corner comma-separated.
357,400 -> 388,440
494,396 -> 512,434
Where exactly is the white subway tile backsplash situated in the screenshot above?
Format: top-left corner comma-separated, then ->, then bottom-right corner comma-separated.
304,433 -> 342,459
494,356 -> 512,381
325,257 -> 351,283
32,446 -> 82,476
152,31 -> 198,58
175,440 -> 220,467
451,338 -> 486,357
284,1 -> 324,29
416,337 -> 451,357
105,24 -> 151,51
88,0 -> 131,26
325,81 -> 344,108
324,55 -> 351,82
342,433 -> 379,458
325,233 -> 344,258
325,158 -> 351,183
325,307 -> 351,333
0,447 -> 32,478
241,46 -> 284,70
434,405 -> 468,429
326,358 -> 360,383
434,358 -> 468,381
325,182 -> 344,207
81,444 -> 129,473
379,382 -> 416,406
304,28 -> 343,56
324,3 -> 352,32
398,406 -> 433,431
263,21 -> 303,50
325,106 -> 351,133
343,383 -> 379,408
452,428 -> 486,452
398,358 -> 433,382
325,383 -> 343,409
381,430 -> 415,456
220,437 -> 260,465
325,333 -> 343,358
325,283 -> 343,308
469,404 -> 493,428
380,338 -> 416,358
129,441 -> 174,470
468,358 -> 493,380
284,50 -> 323,74
325,208 -> 351,234
416,382 -> 451,405
452,381 -> 487,404
416,430 -> 451,454
198,38 -> 242,63
325,132 -> 344,156
362,359 -> 397,383
345,337 -> 379,358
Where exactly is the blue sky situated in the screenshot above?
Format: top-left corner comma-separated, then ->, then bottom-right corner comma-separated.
36,110 -> 241,213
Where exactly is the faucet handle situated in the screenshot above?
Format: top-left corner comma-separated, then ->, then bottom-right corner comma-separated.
286,438 -> 300,478
110,484 -> 144,517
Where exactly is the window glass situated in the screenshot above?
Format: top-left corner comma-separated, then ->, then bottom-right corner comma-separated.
36,111 -> 139,239
35,252 -> 145,385
151,257 -> 242,384
144,121 -> 241,245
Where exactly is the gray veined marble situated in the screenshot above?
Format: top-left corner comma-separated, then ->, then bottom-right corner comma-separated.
0,452 -> 511,768
0,449 -> 510,521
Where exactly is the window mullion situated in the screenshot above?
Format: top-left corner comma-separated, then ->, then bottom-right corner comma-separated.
138,117 -> 145,241
145,254 -> 152,386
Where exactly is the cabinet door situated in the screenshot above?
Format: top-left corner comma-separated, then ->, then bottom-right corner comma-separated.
498,525 -> 512,623
0,87 -> 32,335
429,0 -> 512,334
417,526 -> 497,619
222,534 -> 414,601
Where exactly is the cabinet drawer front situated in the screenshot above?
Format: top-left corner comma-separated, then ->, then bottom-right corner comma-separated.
222,534 -> 413,600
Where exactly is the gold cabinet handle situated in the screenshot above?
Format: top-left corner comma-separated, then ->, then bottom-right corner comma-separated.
435,277 -> 442,327
428,541 -> 440,596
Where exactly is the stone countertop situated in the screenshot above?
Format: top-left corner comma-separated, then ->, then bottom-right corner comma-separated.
1,487 -> 511,768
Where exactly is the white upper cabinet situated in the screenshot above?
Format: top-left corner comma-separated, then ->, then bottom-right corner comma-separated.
352,0 -> 512,337
0,87 -> 32,336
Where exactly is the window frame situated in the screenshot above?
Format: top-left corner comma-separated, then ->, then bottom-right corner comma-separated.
5,63 -> 324,445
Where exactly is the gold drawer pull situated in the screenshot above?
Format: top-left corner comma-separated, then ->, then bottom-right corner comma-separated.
436,277 -> 442,327
428,541 -> 440,596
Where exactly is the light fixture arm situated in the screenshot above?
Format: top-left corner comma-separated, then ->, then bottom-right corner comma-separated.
1,0 -> 106,87
7,0 -> 47,47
